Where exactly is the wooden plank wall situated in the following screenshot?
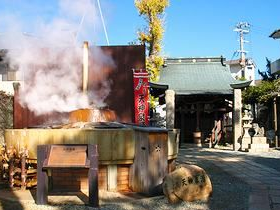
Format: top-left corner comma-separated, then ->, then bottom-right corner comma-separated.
129,130 -> 168,195
5,129 -> 135,162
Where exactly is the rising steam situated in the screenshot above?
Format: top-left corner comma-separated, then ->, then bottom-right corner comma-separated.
0,0 -> 114,115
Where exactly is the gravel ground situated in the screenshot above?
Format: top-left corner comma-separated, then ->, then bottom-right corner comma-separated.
0,164 -> 251,210
0,193 -> 210,210
0,145 -> 260,210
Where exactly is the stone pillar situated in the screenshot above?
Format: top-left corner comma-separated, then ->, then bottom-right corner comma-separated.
233,89 -> 242,151
165,90 -> 175,129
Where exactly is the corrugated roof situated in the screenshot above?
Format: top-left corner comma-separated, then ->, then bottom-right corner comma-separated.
154,58 -> 247,95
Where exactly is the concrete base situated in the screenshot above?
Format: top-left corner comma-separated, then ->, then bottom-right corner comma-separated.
241,136 -> 270,152
248,136 -> 270,152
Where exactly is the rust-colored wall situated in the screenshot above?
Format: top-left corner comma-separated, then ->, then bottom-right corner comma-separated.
100,45 -> 146,123
13,45 -> 145,128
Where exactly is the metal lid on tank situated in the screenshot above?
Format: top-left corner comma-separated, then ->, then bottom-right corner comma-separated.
51,121 -> 127,129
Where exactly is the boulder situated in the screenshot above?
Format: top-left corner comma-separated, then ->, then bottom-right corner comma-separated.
162,164 -> 212,203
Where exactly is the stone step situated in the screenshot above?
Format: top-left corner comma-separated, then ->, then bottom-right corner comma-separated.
249,143 -> 269,149
251,137 -> 267,144
248,148 -> 270,152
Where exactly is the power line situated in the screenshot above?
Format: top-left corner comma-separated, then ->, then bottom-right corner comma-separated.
75,11 -> 87,45
97,0 -> 110,46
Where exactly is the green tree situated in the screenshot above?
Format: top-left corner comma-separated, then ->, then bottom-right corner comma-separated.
135,0 -> 169,82
258,57 -> 277,81
243,58 -> 278,104
242,81 -> 275,104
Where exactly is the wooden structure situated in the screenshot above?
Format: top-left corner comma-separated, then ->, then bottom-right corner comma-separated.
130,127 -> 168,195
3,147 -> 37,189
175,95 -> 233,145
3,44 -> 181,194
36,144 -> 99,207
151,57 -> 251,146
5,126 -> 180,193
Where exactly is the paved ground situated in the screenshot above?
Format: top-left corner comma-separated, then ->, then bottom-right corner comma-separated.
0,144 -> 280,210
178,144 -> 280,210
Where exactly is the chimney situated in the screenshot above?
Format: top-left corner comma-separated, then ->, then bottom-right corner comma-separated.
83,41 -> 89,94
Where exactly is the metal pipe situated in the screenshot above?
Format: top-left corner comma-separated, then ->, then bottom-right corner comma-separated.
83,41 -> 89,94
274,97 -> 278,147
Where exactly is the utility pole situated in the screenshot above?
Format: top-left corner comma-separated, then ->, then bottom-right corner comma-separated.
234,22 -> 250,78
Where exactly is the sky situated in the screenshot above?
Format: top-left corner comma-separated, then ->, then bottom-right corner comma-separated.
0,0 -> 280,79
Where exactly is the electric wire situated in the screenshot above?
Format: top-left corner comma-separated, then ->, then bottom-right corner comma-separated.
97,0 -> 110,46
75,12 -> 87,45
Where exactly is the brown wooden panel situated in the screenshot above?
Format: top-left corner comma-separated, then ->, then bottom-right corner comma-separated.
148,133 -> 168,194
46,145 -> 87,167
129,130 -> 149,193
36,145 -> 49,205
129,130 -> 168,195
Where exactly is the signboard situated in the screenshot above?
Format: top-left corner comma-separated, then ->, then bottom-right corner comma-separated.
46,145 -> 87,167
37,144 -> 99,207
133,69 -> 149,125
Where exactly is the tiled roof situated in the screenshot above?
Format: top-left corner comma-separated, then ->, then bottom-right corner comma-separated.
154,57 -> 249,95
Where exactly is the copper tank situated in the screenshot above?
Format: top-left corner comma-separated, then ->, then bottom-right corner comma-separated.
69,108 -> 117,123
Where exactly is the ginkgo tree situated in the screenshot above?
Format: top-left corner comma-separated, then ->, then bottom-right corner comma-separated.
135,0 -> 169,82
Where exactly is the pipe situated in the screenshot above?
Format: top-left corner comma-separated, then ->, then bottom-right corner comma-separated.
83,41 -> 89,94
274,97 -> 278,147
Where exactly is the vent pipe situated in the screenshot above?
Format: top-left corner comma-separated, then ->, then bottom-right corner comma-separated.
83,41 -> 89,94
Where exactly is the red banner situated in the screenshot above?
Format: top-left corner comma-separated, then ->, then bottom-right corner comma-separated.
133,69 -> 149,126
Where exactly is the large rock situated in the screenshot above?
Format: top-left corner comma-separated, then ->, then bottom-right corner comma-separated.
162,164 -> 212,203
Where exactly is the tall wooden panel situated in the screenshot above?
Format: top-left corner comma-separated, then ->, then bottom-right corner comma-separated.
129,128 -> 168,195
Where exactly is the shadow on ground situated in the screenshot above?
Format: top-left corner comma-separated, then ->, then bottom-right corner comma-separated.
178,147 -> 250,210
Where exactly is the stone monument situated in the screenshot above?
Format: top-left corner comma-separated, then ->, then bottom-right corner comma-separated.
248,123 -> 269,152
241,110 -> 269,152
162,165 -> 212,203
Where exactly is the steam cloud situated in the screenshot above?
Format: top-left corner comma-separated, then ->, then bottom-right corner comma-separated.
0,0 -> 114,115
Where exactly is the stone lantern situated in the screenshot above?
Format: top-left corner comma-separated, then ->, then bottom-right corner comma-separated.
241,110 -> 253,150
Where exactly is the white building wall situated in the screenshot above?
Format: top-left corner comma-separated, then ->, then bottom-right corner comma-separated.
245,64 -> 255,85
229,64 -> 242,80
0,81 -> 17,95
228,59 -> 255,86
